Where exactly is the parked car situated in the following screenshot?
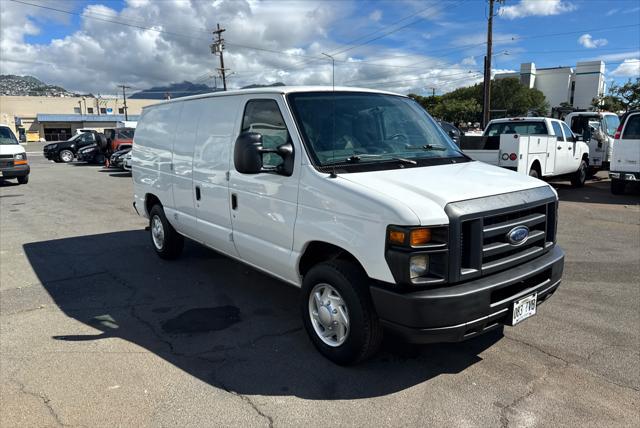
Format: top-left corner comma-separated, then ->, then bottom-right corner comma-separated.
104,127 -> 135,152
133,87 -> 564,365
123,151 -> 132,171
610,110 -> 640,194
459,117 -> 589,187
0,125 -> 29,184
43,131 -> 98,163
110,145 -> 131,169
436,120 -> 462,145
565,111 -> 619,173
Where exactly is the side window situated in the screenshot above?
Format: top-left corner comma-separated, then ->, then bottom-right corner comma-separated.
241,99 -> 291,167
551,121 -> 565,141
622,115 -> 640,140
561,122 -> 575,142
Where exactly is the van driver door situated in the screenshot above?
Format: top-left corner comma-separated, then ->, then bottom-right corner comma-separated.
227,96 -> 301,283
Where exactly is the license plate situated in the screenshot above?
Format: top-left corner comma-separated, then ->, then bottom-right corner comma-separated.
512,293 -> 537,325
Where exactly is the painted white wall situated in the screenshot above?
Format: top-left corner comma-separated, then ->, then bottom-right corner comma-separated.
573,61 -> 605,110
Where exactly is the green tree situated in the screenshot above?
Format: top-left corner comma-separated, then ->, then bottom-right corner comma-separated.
610,78 -> 640,111
591,95 -> 625,112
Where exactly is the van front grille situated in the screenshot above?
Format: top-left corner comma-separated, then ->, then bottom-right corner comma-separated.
445,187 -> 558,283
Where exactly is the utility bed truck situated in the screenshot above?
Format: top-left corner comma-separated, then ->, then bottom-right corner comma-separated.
459,117 -> 589,187
565,111 -> 619,173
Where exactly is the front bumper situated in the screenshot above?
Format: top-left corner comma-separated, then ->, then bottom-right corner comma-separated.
0,164 -> 30,178
370,246 -> 564,344
610,171 -> 640,181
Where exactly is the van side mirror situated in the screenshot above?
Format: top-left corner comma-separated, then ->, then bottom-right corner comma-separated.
234,131 -> 294,176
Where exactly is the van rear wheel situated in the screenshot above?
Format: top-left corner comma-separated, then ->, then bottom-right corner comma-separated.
149,205 -> 184,259
301,260 -> 383,365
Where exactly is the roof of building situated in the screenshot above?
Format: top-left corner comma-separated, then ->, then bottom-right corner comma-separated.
36,114 -> 140,122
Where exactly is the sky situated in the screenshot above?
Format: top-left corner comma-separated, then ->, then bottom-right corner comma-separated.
1,0 -> 639,98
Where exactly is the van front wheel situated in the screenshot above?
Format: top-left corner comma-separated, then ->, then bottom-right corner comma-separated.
149,205 -> 184,259
301,261 -> 382,365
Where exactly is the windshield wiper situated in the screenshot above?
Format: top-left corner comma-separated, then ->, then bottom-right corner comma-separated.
345,154 -> 417,165
404,144 -> 448,151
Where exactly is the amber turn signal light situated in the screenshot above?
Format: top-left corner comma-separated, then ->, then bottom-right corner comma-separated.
14,160 -> 28,165
388,230 -> 406,245
410,228 -> 432,246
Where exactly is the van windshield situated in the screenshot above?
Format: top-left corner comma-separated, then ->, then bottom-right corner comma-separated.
0,127 -> 19,145
287,92 -> 464,168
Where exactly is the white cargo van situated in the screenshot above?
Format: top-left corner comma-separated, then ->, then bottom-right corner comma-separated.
132,87 -> 565,364
565,111 -> 619,172
610,110 -> 640,194
0,125 -> 30,184
460,117 -> 589,187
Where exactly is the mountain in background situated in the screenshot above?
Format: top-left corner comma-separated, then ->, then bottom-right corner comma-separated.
0,75 -> 76,97
129,81 -> 218,99
240,82 -> 286,89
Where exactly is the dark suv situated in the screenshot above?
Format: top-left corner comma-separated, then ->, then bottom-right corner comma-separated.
43,131 -> 98,163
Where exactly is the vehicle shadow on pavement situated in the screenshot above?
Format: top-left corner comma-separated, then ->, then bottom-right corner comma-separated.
552,179 -> 639,205
24,231 -> 501,400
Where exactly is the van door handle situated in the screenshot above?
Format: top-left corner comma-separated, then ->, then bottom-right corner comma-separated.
195,186 -> 201,201
557,146 -> 562,150
231,193 -> 238,210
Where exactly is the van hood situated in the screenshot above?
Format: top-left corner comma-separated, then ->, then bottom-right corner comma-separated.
0,144 -> 26,155
340,161 -> 550,223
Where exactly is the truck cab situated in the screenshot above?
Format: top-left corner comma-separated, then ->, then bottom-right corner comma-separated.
565,111 -> 619,172
460,117 -> 589,187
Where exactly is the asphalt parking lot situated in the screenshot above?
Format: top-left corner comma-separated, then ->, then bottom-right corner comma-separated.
1,144 -> 639,427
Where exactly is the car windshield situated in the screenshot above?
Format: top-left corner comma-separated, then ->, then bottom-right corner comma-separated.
287,92 -> 463,167
603,115 -> 620,136
0,127 -> 19,145
484,121 -> 548,136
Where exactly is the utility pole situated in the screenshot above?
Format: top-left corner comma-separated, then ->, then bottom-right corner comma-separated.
211,24 -> 228,91
482,0 -> 501,128
431,87 -> 436,97
322,53 -> 335,90
118,84 -> 131,120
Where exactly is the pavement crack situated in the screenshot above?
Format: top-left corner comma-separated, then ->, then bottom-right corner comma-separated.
231,392 -> 274,428
10,378 -> 67,427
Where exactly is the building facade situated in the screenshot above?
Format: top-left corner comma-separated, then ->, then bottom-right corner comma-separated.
495,61 -> 606,111
0,96 -> 158,141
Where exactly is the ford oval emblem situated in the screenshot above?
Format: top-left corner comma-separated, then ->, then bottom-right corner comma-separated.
507,226 -> 529,246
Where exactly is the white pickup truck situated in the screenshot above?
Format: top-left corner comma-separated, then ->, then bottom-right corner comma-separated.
460,117 -> 589,187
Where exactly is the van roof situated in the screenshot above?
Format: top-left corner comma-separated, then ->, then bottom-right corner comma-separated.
488,117 -> 551,124
143,86 -> 405,109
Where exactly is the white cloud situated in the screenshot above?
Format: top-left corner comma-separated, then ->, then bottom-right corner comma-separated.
605,8 -> 619,16
578,34 -> 608,49
0,0 -> 485,96
499,0 -> 576,19
610,59 -> 640,77
369,9 -> 382,22
461,56 -> 477,66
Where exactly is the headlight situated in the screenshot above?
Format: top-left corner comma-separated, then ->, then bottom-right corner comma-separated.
409,255 -> 429,279
14,153 -> 27,160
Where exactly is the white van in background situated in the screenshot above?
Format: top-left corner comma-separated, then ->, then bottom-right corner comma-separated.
610,110 -> 640,194
565,111 -> 620,173
0,125 -> 29,184
132,87 -> 564,364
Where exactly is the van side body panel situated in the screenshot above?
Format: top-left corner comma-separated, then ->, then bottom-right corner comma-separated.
133,102 -> 183,219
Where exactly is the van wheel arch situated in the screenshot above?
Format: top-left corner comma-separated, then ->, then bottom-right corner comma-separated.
299,242 -> 366,279
145,193 -> 161,217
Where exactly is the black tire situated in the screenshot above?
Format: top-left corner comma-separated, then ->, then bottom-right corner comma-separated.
149,205 -> 184,260
529,168 -> 539,179
17,175 -> 29,184
586,166 -> 596,179
301,260 -> 383,365
59,149 -> 74,163
53,159 -> 63,163
611,179 -> 626,195
571,160 -> 587,187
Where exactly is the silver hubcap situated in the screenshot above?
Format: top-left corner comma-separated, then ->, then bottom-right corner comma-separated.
308,283 -> 349,347
61,151 -> 73,162
151,215 -> 165,250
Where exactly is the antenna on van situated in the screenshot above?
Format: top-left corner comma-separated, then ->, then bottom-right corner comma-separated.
322,53 -> 337,178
